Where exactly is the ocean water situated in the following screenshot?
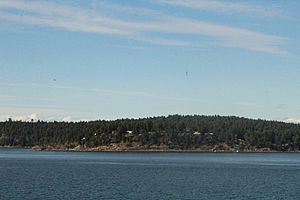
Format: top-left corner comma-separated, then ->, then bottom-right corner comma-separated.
0,149 -> 299,200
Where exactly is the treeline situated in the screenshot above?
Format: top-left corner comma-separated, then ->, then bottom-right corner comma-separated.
0,115 -> 300,151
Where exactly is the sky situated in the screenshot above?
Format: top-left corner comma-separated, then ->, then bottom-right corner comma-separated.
0,0 -> 300,122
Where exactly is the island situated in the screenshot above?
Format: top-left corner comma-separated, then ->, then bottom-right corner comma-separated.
1,115 -> 300,152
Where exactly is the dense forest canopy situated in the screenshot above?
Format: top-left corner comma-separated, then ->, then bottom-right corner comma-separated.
1,115 -> 300,151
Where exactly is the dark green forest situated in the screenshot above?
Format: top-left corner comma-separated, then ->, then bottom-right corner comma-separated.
1,115 -> 300,151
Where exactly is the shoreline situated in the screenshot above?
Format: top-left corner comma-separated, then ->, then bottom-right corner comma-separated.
7,145 -> 300,153
1,145 -> 299,153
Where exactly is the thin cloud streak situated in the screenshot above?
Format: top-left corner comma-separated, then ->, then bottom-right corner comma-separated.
0,95 -> 21,101
3,82 -> 197,102
31,83 -> 199,102
0,94 -> 55,101
0,0 -> 290,55
135,36 -> 193,47
92,1 -> 160,17
156,0 -> 281,17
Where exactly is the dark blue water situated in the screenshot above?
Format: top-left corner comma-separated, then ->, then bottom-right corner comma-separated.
0,149 -> 299,200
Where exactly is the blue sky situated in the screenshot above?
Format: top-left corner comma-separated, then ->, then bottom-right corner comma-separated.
0,0 -> 300,122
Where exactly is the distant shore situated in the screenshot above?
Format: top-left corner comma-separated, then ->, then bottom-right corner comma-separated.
2,115 -> 300,153
1,144 -> 299,153
26,144 -> 299,153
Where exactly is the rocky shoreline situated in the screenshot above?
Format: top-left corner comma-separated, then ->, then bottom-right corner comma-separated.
28,144 -> 299,153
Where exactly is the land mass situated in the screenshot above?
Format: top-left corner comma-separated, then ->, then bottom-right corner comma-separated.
1,115 -> 300,152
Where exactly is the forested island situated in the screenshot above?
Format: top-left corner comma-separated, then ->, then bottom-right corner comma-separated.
1,115 -> 300,152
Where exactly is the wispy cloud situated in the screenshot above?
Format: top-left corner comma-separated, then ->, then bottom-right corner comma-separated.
0,112 -> 87,122
3,81 -> 197,102
91,1 -> 160,17
0,0 -> 290,55
0,95 -> 21,101
135,36 -> 193,47
62,116 -> 72,122
0,112 -> 37,121
155,0 -> 281,17
282,118 -> 300,124
0,94 -> 55,101
0,106 -> 91,122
